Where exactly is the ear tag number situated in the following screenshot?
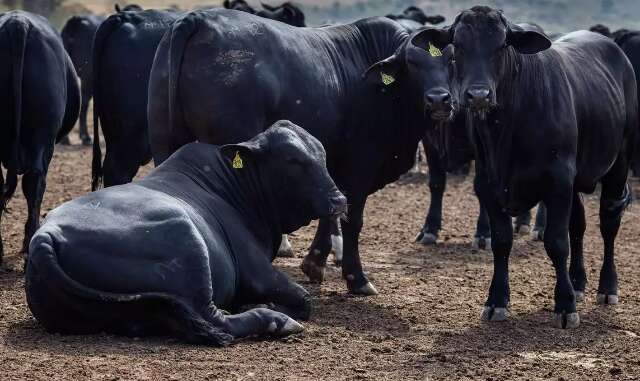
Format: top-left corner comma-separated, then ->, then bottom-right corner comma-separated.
381,72 -> 395,86
232,151 -> 244,169
428,41 -> 442,57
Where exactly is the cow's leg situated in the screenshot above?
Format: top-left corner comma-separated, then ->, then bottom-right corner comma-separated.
276,235 -> 295,258
102,148 -> 141,187
341,197 -> 376,295
569,193 -> 587,302
543,181 -> 578,329
329,218 -> 343,265
513,210 -> 532,235
473,173 -> 491,250
301,218 -> 333,283
597,157 -> 631,305
21,170 -> 47,257
532,202 -> 547,241
205,306 -> 303,341
0,169 -> 4,265
476,172 -> 512,321
416,141 -> 446,245
78,88 -> 92,146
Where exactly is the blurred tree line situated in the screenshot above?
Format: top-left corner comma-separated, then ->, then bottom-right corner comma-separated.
2,0 -> 66,17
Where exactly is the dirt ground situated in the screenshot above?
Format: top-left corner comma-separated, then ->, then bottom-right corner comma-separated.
1,127 -> 640,380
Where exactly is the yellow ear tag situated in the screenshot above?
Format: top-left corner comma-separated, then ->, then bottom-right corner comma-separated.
381,72 -> 395,86
428,41 -> 443,57
232,151 -> 243,169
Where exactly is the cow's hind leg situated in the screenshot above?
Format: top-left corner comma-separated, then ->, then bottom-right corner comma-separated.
513,210 -> 532,235
532,202 -> 547,241
416,142 -> 446,245
597,158 -> 631,305
21,170 -> 47,256
102,148 -> 142,187
568,193 -> 587,302
473,173 -> 491,250
78,88 -> 92,145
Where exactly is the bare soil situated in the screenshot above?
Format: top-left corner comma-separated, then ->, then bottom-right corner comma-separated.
1,128 -> 640,380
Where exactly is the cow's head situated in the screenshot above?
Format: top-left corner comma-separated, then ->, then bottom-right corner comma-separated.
221,121 -> 346,233
223,0 -> 256,14
257,3 -> 306,27
403,6 -> 445,25
363,27 -> 457,124
424,6 -> 551,119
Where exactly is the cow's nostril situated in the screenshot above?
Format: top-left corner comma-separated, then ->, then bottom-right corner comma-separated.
426,92 -> 451,106
466,87 -> 491,103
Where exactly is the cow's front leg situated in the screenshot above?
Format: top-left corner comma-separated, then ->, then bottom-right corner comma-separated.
340,198 -> 376,295
416,141 -> 446,245
301,218 -> 334,283
481,205 -> 513,321
472,173 -> 491,250
22,170 -> 47,255
544,187 -> 579,329
239,263 -> 312,321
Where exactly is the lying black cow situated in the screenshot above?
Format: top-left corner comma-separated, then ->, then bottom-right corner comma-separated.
60,13 -> 105,146
149,9 -> 455,295
590,25 -> 640,176
223,0 -> 255,13
426,6 -> 637,328
91,9 -> 180,190
114,4 -> 143,12
27,121 -> 344,344
0,11 -> 79,265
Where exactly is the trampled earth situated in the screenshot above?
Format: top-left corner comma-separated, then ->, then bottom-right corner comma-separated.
1,132 -> 639,380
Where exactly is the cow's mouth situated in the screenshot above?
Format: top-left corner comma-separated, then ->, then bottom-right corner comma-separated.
431,109 -> 454,121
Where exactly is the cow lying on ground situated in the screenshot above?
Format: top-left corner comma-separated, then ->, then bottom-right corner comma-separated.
0,11 -> 80,266
426,6 -> 636,328
26,121 -> 345,344
149,9 -> 456,295
60,13 -> 105,146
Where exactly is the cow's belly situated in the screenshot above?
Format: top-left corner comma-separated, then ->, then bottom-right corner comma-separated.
42,184 -> 237,309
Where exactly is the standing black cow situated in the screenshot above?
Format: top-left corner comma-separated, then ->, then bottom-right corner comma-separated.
60,13 -> 105,146
387,6 -> 445,26
27,121 -> 346,344
91,9 -> 181,190
148,9 -> 455,295
0,11 -> 80,265
426,6 -> 636,328
590,25 -> 640,177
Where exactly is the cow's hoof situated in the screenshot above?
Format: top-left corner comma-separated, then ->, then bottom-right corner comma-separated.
331,234 -> 343,265
416,231 -> 437,245
268,318 -> 304,337
575,291 -> 585,303
596,293 -> 619,305
277,236 -> 295,258
480,306 -> 508,322
472,237 -> 491,251
514,224 -> 530,235
552,312 -> 580,329
531,229 -> 544,241
301,256 -> 325,283
349,281 -> 378,296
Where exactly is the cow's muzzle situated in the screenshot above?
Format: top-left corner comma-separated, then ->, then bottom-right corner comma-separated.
466,85 -> 492,119
425,88 -> 454,122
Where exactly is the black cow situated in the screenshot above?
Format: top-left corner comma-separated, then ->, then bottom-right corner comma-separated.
257,2 -> 306,27
0,11 -> 80,265
416,22 -> 549,248
426,6 -> 636,328
60,13 -> 105,146
387,6 -> 445,26
91,9 -> 181,190
114,4 -> 143,12
223,0 -> 255,13
26,122 -> 345,344
590,25 -> 640,176
148,9 -> 455,295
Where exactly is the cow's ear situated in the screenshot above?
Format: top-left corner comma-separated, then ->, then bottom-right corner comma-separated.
220,141 -> 261,169
411,27 -> 451,52
362,55 -> 401,88
507,29 -> 551,54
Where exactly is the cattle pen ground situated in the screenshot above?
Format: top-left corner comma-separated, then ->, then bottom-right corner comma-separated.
0,131 -> 639,380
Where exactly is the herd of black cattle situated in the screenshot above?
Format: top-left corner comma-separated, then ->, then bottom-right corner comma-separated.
0,0 -> 637,345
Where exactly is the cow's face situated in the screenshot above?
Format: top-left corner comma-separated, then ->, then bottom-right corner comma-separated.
428,7 -> 550,119
363,28 -> 457,124
221,121 -> 346,232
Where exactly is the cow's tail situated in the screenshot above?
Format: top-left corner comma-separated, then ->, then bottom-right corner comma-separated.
168,13 -> 199,144
26,232 -> 233,346
6,16 -> 29,175
91,15 -> 123,191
